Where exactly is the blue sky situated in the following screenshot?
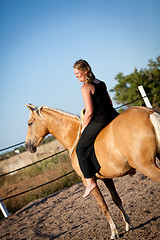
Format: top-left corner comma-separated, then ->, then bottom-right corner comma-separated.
0,0 -> 160,151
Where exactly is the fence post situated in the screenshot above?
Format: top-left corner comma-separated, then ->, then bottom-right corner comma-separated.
0,197 -> 9,218
138,85 -> 152,108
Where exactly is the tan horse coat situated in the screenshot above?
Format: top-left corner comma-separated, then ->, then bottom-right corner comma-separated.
25,104 -> 160,239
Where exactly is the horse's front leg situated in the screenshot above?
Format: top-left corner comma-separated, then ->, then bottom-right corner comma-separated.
102,178 -> 133,232
82,178 -> 119,240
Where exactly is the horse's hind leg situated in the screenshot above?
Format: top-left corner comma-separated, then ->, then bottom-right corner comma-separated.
102,178 -> 133,232
128,124 -> 160,183
136,159 -> 160,183
130,148 -> 160,183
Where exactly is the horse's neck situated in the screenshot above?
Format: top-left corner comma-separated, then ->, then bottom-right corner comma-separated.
43,108 -> 81,152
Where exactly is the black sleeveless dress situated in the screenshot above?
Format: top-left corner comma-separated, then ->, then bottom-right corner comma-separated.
76,80 -> 119,178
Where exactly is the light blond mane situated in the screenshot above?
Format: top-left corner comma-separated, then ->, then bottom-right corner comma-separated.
41,106 -> 80,120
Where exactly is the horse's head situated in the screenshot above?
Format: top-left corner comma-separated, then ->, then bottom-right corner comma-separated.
25,104 -> 49,153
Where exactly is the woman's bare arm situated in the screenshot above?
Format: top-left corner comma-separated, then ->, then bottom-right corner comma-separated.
81,84 -> 94,132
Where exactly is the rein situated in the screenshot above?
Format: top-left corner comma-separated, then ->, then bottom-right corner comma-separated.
69,121 -> 82,157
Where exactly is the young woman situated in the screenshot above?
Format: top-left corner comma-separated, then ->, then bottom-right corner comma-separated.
73,59 -> 119,198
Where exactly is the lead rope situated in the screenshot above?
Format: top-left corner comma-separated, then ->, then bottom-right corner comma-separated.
69,121 -> 82,158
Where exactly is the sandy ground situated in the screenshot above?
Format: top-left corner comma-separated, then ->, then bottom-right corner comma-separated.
0,170 -> 159,240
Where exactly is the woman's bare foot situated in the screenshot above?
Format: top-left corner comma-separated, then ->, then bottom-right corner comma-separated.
83,178 -> 97,198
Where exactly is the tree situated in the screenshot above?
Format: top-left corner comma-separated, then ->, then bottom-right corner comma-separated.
110,56 -> 160,111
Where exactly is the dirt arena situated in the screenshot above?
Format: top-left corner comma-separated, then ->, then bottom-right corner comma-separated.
0,170 -> 159,240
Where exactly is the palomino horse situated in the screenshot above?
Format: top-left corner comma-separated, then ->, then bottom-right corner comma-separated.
25,104 -> 160,240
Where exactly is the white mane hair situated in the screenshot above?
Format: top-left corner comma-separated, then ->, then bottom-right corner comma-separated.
39,106 -> 80,120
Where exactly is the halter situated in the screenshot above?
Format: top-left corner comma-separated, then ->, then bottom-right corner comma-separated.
69,120 -> 82,157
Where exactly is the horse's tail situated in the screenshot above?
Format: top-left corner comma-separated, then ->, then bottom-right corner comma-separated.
150,111 -> 160,152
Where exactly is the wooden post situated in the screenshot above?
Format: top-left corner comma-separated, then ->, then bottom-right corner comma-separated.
138,85 -> 152,108
0,197 -> 9,218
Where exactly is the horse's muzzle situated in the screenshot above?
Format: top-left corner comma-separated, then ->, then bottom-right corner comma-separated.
25,141 -> 37,153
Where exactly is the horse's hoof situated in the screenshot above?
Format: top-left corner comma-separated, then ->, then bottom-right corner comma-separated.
126,223 -> 134,232
110,230 -> 119,239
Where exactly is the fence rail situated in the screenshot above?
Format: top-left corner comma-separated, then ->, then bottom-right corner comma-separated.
0,170 -> 75,203
0,149 -> 67,178
0,141 -> 25,152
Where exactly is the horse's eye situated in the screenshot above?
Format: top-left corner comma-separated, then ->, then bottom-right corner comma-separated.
28,121 -> 33,127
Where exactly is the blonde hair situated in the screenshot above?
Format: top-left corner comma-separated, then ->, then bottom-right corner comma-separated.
73,59 -> 95,83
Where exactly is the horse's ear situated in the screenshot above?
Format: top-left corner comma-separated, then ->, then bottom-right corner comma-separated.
26,104 -> 35,112
29,103 -> 36,108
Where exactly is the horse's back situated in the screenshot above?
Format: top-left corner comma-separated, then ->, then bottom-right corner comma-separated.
95,106 -> 157,178
98,106 -> 155,147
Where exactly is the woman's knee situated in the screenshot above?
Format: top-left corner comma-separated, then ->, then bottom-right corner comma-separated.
76,139 -> 86,158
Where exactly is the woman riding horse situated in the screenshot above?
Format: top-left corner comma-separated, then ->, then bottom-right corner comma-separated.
73,59 -> 119,197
